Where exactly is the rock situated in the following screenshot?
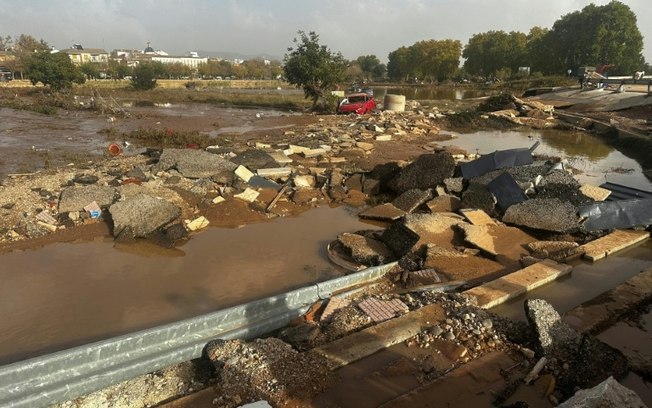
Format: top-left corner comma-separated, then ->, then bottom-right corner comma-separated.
277,322 -> 320,347
392,189 -> 433,213
58,185 -> 117,213
503,199 -> 579,232
557,377 -> 645,408
230,149 -> 277,170
388,153 -> 455,194
163,223 -> 188,243
185,216 -> 210,231
461,184 -> 496,215
328,185 -> 348,201
211,170 -> 234,185
155,149 -> 238,179
358,203 -> 406,222
125,167 -> 148,182
363,178 -> 380,195
527,241 -> 580,260
426,195 -> 461,213
443,177 -> 464,194
109,194 -> 181,238
337,232 -> 395,266
355,141 -> 375,151
234,165 -> 255,182
456,223 -> 497,256
72,174 -> 99,185
368,162 -> 402,193
381,222 -> 421,257
294,175 -> 316,189
525,299 -> 581,359
344,174 -> 364,192
291,189 -> 320,205
234,188 -> 259,203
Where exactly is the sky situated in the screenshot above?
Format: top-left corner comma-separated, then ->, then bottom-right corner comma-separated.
1,0 -> 650,64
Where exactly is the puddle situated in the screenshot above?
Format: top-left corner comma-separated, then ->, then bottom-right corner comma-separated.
436,129 -> 652,190
0,205 -> 377,364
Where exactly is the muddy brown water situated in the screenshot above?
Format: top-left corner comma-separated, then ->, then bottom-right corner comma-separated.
0,205 -> 378,364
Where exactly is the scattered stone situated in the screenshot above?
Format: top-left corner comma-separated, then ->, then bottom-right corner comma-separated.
443,177 -> 464,194
525,299 -> 581,359
355,141 -> 375,151
461,184 -> 496,215
358,203 -> 406,222
392,189 -> 433,213
293,175 -> 316,189
268,151 -> 293,165
328,185 -> 348,201
155,149 -> 238,179
162,223 -> 188,243
109,194 -> 181,238
527,241 -> 580,260
363,178 -> 380,195
557,376 -> 646,408
125,167 -> 148,182
503,198 -> 579,232
344,174 -> 364,192
426,195 -> 461,213
185,216 -> 210,231
72,174 -> 99,185
388,153 -> 455,194
234,188 -> 259,203
337,232 -> 395,266
235,165 -> 255,183
376,135 -> 392,141
231,149 -> 277,170
256,168 -> 292,179
58,185 -> 117,213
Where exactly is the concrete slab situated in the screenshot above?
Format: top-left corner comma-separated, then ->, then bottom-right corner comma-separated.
459,208 -> 496,226
256,167 -> 292,178
234,188 -> 259,203
392,189 -> 432,213
359,203 -> 406,221
563,267 -> 652,335
312,303 -> 445,370
579,230 -> 650,261
464,259 -> 573,308
457,223 -> 497,256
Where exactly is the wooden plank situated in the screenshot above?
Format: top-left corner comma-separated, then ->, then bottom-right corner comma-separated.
463,259 -> 573,309
580,230 -> 649,262
312,303 -> 445,370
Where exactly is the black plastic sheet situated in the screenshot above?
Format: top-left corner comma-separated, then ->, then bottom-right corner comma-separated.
579,198 -> 652,231
461,147 -> 533,180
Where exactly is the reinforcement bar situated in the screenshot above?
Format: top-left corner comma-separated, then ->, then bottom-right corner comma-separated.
0,262 -> 396,408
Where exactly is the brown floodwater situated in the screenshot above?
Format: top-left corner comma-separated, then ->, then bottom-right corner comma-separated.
0,205 -> 377,365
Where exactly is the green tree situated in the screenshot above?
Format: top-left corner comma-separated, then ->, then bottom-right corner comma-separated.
79,62 -> 100,80
463,30 -> 527,77
283,31 -> 348,108
24,51 -> 85,90
540,1 -> 644,74
130,62 -> 158,90
387,46 -> 411,81
7,34 -> 49,79
0,35 -> 12,51
166,62 -> 191,79
355,55 -> 384,81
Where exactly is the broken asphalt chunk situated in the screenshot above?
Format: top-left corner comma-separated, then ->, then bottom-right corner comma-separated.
358,203 -> 406,222
109,193 -> 181,239
391,188 -> 433,213
337,232 -> 395,266
503,198 -> 579,232
58,185 -> 117,213
387,152 -> 455,194
155,149 -> 238,179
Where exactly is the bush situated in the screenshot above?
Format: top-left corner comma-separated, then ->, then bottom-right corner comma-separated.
130,63 -> 158,90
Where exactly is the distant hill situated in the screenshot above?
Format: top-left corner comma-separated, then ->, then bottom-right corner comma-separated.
196,50 -> 283,62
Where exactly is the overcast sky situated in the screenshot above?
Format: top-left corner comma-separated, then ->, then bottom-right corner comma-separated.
1,0 -> 650,64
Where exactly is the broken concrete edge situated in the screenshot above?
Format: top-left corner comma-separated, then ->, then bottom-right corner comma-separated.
463,259 -> 573,309
312,303 -> 443,370
579,229 -> 650,262
563,266 -> 652,335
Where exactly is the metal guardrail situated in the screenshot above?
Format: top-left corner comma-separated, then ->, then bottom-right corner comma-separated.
0,262 -> 396,408
594,77 -> 652,94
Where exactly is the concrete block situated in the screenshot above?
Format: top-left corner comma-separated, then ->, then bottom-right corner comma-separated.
234,188 -> 259,203
580,229 -> 649,261
234,165 -> 255,182
464,259 -> 573,308
579,184 -> 611,201
256,167 -> 292,178
459,208 -> 496,226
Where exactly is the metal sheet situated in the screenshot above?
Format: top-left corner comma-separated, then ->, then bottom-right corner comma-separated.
600,182 -> 652,201
579,198 -> 652,231
460,147 -> 533,180
488,172 -> 528,210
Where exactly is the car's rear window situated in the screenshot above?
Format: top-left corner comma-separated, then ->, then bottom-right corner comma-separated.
347,96 -> 366,103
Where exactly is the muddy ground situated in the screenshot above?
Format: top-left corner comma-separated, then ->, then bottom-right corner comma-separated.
1,88 -> 651,408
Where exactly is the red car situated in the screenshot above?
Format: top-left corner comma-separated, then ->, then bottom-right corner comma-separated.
337,93 -> 376,114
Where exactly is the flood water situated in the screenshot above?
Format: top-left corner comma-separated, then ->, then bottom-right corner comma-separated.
437,128 -> 652,190
371,86 -> 493,101
0,205 -> 377,364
